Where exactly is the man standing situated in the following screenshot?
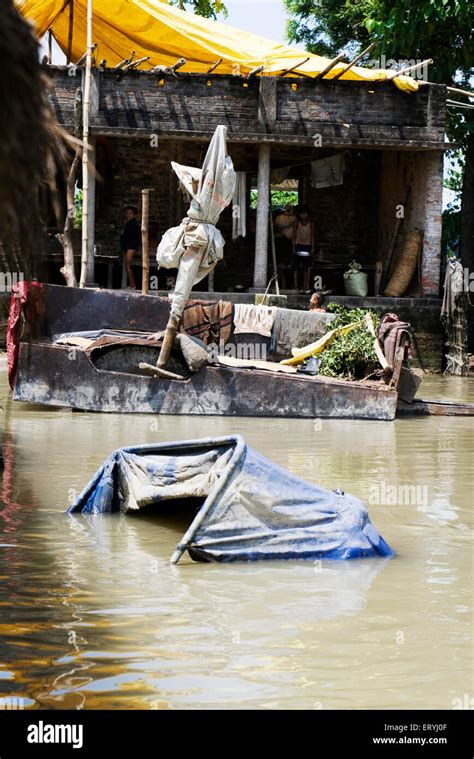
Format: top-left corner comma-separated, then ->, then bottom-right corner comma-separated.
120,206 -> 141,290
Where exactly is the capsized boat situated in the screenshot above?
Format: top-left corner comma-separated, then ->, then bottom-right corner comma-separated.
68,435 -> 395,563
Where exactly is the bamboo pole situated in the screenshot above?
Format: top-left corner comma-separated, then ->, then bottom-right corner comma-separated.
364,313 -> 391,373
279,58 -> 310,77
331,43 -> 376,81
141,189 -> 150,295
314,53 -> 346,80
447,100 -> 474,109
76,43 -> 97,67
114,52 -> 136,70
246,65 -> 265,77
125,57 -> 151,71
79,0 -> 93,288
207,59 -> 223,74
67,0 -> 74,64
269,208 -> 280,295
387,59 -> 432,80
446,85 -> 474,99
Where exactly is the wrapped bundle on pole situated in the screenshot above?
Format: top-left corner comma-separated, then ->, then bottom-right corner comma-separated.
144,125 -> 236,376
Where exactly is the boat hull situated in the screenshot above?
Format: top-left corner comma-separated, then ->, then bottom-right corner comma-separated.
13,340 -> 398,420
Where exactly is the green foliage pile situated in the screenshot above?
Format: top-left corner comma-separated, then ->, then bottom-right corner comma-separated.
317,304 -> 381,380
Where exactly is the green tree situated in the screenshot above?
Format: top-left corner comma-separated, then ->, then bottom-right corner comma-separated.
285,0 -> 473,269
171,0 -> 227,18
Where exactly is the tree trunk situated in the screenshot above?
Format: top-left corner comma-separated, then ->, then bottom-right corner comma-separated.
56,152 -> 80,287
460,131 -> 474,352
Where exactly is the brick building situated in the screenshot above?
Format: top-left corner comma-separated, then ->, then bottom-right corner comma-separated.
45,66 -> 446,300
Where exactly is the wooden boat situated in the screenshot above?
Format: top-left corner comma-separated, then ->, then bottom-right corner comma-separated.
397,398 -> 474,417
10,284 -> 401,421
13,336 -> 399,420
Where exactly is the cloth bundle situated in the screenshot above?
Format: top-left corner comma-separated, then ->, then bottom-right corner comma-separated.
233,303 -> 278,338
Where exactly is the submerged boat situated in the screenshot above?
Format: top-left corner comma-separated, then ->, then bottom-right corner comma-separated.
68,435 -> 394,563
10,284 -> 403,421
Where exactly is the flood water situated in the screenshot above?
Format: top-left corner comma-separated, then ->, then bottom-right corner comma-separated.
0,369 -> 472,710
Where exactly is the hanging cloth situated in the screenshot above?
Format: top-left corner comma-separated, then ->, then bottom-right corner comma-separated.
311,154 -> 346,189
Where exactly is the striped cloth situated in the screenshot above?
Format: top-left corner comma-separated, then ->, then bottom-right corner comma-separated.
181,299 -> 233,346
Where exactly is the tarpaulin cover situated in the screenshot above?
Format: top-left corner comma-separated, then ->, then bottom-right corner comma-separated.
157,125 -> 235,317
68,435 -> 394,563
18,0 -> 418,92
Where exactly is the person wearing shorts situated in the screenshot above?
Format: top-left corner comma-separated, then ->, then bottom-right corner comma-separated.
291,205 -> 314,292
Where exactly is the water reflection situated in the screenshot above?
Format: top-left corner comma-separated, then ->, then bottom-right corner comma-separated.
0,372 -> 472,709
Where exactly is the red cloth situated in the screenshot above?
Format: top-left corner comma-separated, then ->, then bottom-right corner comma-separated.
6,281 -> 45,390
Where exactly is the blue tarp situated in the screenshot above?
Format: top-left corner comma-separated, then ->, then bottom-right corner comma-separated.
68,436 -> 394,563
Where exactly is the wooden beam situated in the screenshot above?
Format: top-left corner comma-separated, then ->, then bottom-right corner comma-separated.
247,65 -> 265,78
314,53 -> 346,80
76,43 -> 97,67
207,59 -> 223,74
279,57 -> 310,77
152,58 -> 187,75
331,43 -> 376,81
123,56 -> 150,71
114,52 -> 135,70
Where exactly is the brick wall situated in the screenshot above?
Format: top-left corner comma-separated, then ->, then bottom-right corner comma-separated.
378,150 -> 443,296
45,67 -> 447,149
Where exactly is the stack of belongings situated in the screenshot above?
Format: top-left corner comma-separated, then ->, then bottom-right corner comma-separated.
376,313 -> 413,369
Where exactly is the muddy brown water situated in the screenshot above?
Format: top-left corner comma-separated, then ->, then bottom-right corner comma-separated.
0,371 -> 472,710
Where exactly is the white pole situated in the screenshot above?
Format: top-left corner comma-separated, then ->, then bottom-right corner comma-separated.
253,143 -> 271,289
79,0 -> 93,288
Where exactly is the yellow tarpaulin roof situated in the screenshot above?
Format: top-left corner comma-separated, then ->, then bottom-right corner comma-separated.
17,0 -> 418,92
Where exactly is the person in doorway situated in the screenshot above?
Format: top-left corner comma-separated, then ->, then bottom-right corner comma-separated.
275,203 -> 297,242
274,203 -> 296,289
120,206 -> 141,290
309,292 -> 326,312
291,205 -> 314,293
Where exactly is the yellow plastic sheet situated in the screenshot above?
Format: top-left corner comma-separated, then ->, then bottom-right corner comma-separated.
17,0 -> 418,92
280,320 -> 365,366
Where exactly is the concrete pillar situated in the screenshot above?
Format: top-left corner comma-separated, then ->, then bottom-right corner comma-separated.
421,151 -> 443,297
253,143 -> 271,289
